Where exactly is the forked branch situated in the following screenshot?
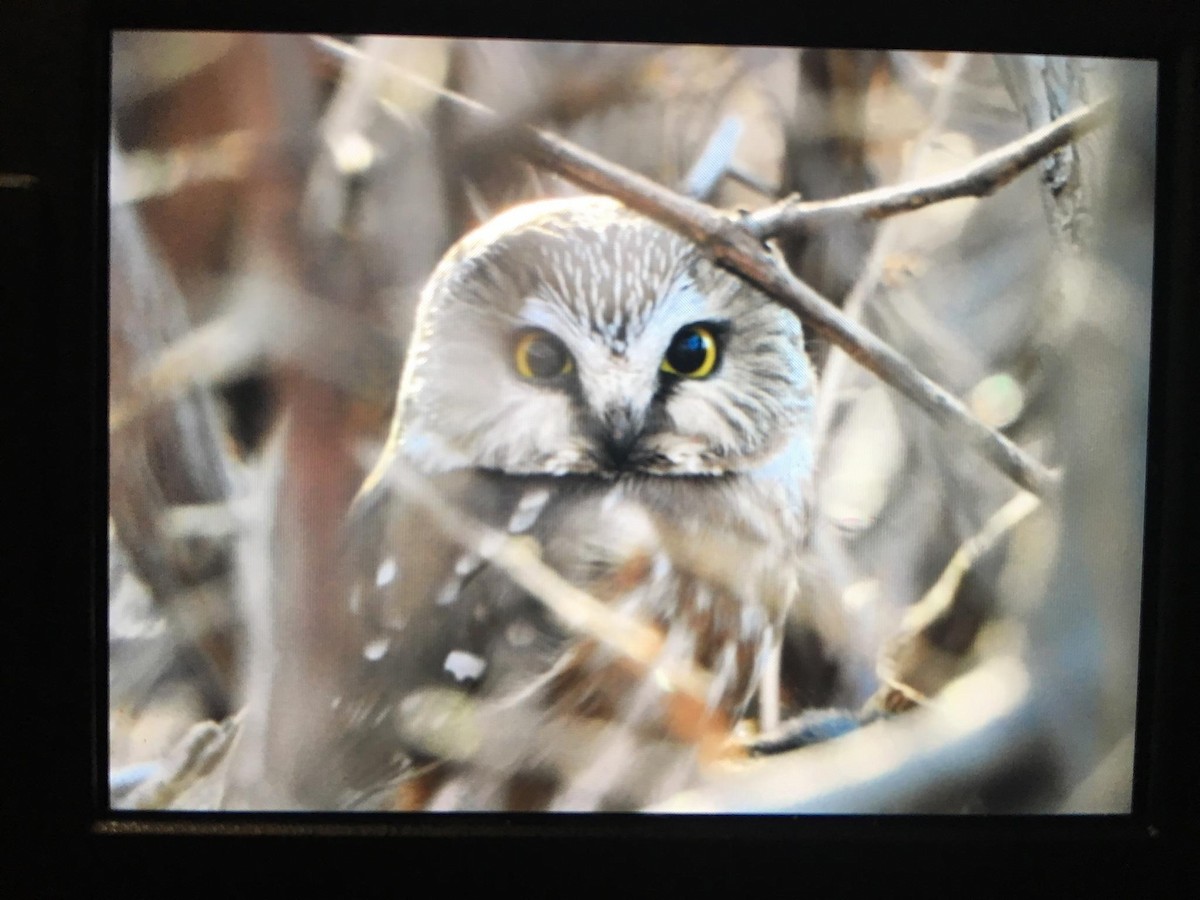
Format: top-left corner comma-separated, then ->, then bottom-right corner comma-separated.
313,36 -> 1075,497
746,100 -> 1113,237
520,129 -> 1063,496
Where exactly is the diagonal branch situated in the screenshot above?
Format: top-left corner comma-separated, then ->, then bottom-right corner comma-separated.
746,99 -> 1113,237
651,655 -> 1037,813
519,130 -> 1061,497
308,38 -> 1066,497
872,489 -> 1043,712
374,459 -> 716,706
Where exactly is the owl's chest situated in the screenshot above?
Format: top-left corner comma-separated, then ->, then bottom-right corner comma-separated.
343,468 -> 801,809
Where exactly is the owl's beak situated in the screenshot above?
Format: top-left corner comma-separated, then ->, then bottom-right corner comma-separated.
603,414 -> 640,468
591,405 -> 644,472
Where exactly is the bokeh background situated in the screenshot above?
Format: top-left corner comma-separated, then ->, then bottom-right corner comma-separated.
107,34 -> 1154,812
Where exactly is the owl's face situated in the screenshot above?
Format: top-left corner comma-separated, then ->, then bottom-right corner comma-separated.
391,196 -> 815,481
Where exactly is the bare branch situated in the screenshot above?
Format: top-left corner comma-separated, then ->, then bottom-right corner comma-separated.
650,655 -> 1037,813
108,307 -> 268,435
872,490 -> 1042,711
996,55 -> 1098,249
108,292 -> 400,436
904,490 -> 1041,638
375,460 -> 717,707
110,129 -> 263,206
120,713 -> 242,810
312,34 -> 650,165
529,122 -> 1061,496
309,37 -> 1061,497
811,52 -> 970,457
747,98 -> 1113,237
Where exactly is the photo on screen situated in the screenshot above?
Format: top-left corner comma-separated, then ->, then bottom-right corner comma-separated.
107,33 -> 1155,813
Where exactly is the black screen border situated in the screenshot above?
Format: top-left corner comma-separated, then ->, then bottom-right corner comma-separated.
4,0 -> 1197,892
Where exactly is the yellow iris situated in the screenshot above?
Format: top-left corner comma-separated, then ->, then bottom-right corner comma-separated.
661,325 -> 718,378
514,329 -> 573,379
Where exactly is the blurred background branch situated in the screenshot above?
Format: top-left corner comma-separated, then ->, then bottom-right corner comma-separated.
106,35 -> 1152,815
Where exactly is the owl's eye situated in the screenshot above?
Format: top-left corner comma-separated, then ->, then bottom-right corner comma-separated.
513,329 -> 574,380
661,325 -> 719,379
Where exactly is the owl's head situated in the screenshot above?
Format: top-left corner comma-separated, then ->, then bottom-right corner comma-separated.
389,196 -> 815,481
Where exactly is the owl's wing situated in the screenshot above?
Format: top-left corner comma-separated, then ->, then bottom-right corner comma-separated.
297,466 -> 543,808
314,467 -> 817,811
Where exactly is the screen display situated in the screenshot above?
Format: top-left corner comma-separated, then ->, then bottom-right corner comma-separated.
107,32 -> 1155,813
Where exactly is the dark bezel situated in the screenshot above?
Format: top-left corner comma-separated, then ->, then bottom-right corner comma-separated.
5,0 -> 1196,893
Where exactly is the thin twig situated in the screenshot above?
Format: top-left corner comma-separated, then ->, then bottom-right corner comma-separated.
746,98 -> 1113,237
906,490 -> 1041,637
528,121 -> 1062,496
811,52 -> 970,462
312,34 -> 650,165
873,489 -> 1042,710
110,129 -> 263,206
650,655 -> 1036,813
108,308 -> 268,434
376,460 -> 715,705
121,714 -> 243,810
309,37 -> 1063,497
108,292 -> 400,436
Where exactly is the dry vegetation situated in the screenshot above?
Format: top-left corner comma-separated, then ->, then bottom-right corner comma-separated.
107,34 -> 1153,813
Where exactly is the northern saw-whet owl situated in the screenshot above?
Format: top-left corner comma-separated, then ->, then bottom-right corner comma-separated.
315,195 -> 819,811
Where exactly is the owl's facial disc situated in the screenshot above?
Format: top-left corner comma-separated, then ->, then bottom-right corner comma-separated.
502,311 -> 784,477
395,196 -> 816,480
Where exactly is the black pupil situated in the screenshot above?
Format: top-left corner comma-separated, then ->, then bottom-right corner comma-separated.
526,335 -> 567,377
667,328 -> 708,374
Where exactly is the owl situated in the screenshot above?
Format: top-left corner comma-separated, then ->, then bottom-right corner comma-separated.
307,195 -> 823,811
